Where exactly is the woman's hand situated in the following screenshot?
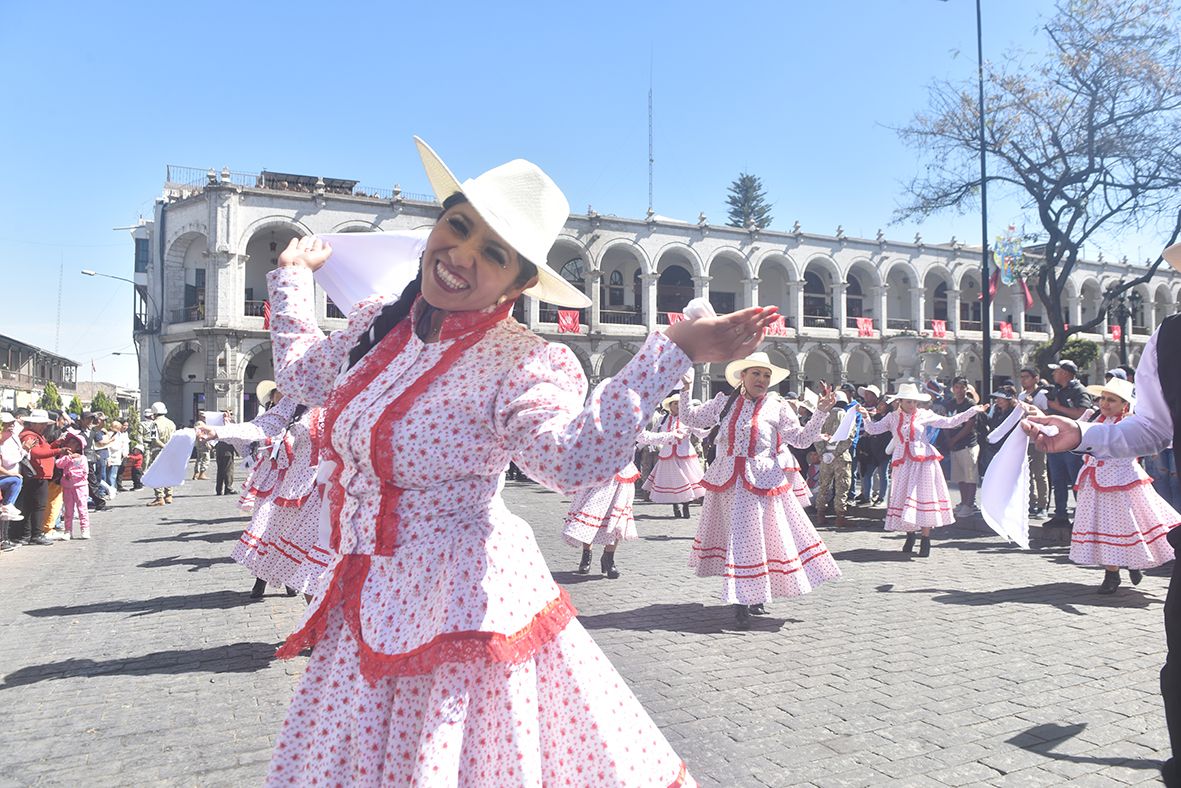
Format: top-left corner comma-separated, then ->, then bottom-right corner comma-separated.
195,425 -> 219,442
278,237 -> 333,271
664,306 -> 781,363
1023,414 -> 1082,453
975,404 -> 990,414
816,384 -> 837,413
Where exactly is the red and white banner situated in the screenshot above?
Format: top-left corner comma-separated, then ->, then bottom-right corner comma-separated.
764,315 -> 788,336
1110,324 -> 1122,341
263,300 -> 272,330
557,310 -> 581,334
666,312 -> 686,325
999,322 -> 1014,340
856,317 -> 874,337
931,319 -> 946,338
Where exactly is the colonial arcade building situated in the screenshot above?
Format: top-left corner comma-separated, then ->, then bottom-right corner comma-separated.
132,166 -> 1178,424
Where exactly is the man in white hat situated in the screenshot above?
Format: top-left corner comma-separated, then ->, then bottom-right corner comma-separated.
1028,241 -> 1181,786
147,401 -> 176,506
814,391 -> 854,526
213,407 -> 239,496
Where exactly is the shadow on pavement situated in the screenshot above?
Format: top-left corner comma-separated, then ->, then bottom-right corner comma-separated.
884,582 -> 1160,615
577,602 -> 800,635
830,548 -> 914,563
640,534 -> 695,542
1007,723 -> 1162,771
25,589 -> 269,618
134,530 -> 241,545
0,641 -> 281,689
137,555 -> 236,572
156,516 -> 245,526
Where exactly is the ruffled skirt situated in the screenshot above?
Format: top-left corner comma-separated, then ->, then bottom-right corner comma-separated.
690,484 -> 840,605
883,460 -> 955,532
643,456 -> 705,503
266,608 -> 694,787
562,478 -> 638,547
231,490 -> 333,594
1070,479 -> 1181,569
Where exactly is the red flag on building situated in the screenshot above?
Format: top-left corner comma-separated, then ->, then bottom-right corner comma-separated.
263,300 -> 272,330
1000,322 -> 1014,340
666,312 -> 686,325
557,310 -> 580,333
931,319 -> 947,338
856,317 -> 874,337
765,315 -> 787,336
1110,324 -> 1122,341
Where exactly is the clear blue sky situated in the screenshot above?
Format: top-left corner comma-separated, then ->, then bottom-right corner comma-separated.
4,0 -> 1144,390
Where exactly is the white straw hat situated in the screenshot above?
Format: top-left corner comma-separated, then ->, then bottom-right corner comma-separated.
414,137 -> 590,309
1086,378 -> 1135,407
661,394 -> 680,411
255,380 -> 278,404
724,352 -> 790,388
1164,242 -> 1181,273
891,382 -> 932,403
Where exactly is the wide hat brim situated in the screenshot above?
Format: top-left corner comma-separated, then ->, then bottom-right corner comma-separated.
414,137 -> 591,309
725,355 -> 790,388
661,394 -> 680,411
1164,242 -> 1181,274
892,384 -> 932,402
255,380 -> 278,403
1087,379 -> 1135,405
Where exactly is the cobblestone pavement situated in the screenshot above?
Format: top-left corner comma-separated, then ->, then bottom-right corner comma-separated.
0,476 -> 1170,787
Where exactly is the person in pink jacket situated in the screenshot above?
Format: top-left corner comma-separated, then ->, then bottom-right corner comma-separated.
54,429 -> 90,540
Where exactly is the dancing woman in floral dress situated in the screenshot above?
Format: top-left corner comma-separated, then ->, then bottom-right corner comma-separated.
262,136 -> 779,786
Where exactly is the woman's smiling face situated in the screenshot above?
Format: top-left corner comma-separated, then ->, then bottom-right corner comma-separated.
419,201 -> 535,312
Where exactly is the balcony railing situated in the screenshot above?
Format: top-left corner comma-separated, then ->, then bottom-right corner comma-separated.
923,318 -> 952,333
886,318 -> 914,331
171,306 -> 203,323
802,315 -> 835,329
600,308 -> 642,325
326,302 -> 346,319
244,300 -> 267,318
1133,325 -> 1150,336
960,320 -> 983,331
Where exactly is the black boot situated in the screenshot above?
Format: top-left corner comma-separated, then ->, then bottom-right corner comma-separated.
285,586 -> 298,597
250,577 -> 267,599
576,547 -> 592,574
918,536 -> 931,558
601,551 -> 620,580
1129,569 -> 1144,586
902,533 -> 916,554
1098,570 -> 1121,595
681,503 -> 691,518
733,604 -> 751,630
748,603 -> 768,615
672,505 -> 681,518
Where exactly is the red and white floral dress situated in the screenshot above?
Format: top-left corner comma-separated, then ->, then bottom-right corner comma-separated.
1070,412 -> 1181,569
861,407 -> 978,532
679,393 -> 840,605
638,415 -> 706,503
562,462 -> 640,547
215,400 -> 334,594
264,266 -> 694,787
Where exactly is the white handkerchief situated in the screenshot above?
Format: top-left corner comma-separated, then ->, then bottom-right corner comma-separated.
313,229 -> 429,313
315,460 -> 336,547
832,407 -> 859,443
979,410 -> 1031,549
141,429 -> 197,489
683,297 -> 717,321
201,411 -> 225,426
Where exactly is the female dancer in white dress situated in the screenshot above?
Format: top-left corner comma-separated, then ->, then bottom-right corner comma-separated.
639,395 -> 706,518
858,383 -> 987,557
562,461 -> 639,578
1068,378 -> 1181,593
201,389 -> 332,598
262,136 -> 778,786
679,353 -> 840,630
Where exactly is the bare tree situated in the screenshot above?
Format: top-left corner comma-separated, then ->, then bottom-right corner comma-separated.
897,0 -> 1181,365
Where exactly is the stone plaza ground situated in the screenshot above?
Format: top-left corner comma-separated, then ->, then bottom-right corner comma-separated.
0,476 -> 1171,787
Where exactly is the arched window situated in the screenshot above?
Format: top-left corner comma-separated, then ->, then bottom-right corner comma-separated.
846,275 -> 864,318
657,265 -> 694,316
608,270 -> 624,306
804,271 -> 829,317
559,258 -> 587,290
933,282 -> 949,321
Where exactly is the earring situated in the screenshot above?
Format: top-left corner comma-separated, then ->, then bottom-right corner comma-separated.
496,295 -> 509,306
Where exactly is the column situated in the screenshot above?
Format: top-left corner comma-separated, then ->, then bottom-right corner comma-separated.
693,274 -> 712,304
911,286 -> 926,332
642,273 -> 659,331
743,277 -> 760,310
876,285 -> 888,331
949,289 -> 962,332
789,281 -> 804,330
833,282 -> 847,332
1066,295 -> 1082,330
527,296 -> 540,330
1012,290 -> 1026,336
587,270 -> 602,333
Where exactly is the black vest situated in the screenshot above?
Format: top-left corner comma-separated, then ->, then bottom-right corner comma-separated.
1159,314 -> 1181,454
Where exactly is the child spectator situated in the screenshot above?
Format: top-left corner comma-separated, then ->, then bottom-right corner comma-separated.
126,445 -> 145,490
55,429 -> 91,539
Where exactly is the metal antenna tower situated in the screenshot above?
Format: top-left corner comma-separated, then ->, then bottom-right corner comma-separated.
648,56 -> 654,213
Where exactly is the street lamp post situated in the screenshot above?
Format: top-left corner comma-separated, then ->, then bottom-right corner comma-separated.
80,269 -> 159,404
1109,286 -> 1144,366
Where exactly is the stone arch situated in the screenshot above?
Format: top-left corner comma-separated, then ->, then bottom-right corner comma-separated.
846,258 -> 880,326
1078,277 -> 1104,326
991,347 -> 1020,385
923,266 -> 954,325
957,348 -> 983,391
598,238 -> 651,276
753,250 -> 800,282
706,246 -> 754,279
329,219 -> 380,233
652,242 -> 705,278
597,239 -> 647,319
707,248 -> 748,312
595,342 -> 641,379
755,252 -> 796,318
241,220 -> 311,317
802,256 -> 839,328
844,344 -> 882,386
235,216 -> 313,254
562,342 -> 594,386
882,263 -> 917,329
163,231 -> 209,320
160,340 -> 203,426
800,343 -> 842,388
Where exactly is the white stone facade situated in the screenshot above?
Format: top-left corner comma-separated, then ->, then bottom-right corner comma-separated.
133,169 -> 1179,423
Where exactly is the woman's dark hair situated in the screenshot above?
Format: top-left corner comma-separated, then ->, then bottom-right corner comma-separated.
347,193 -> 539,369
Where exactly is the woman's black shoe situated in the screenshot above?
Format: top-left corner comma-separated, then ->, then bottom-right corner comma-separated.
902,533 -> 917,554
285,586 -> 298,597
734,604 -> 751,630
748,603 -> 768,616
1098,570 -> 1121,594
1129,569 -> 1144,586
601,551 -> 620,580
672,505 -> 681,518
250,578 -> 267,599
918,537 -> 931,558
576,547 -> 592,574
